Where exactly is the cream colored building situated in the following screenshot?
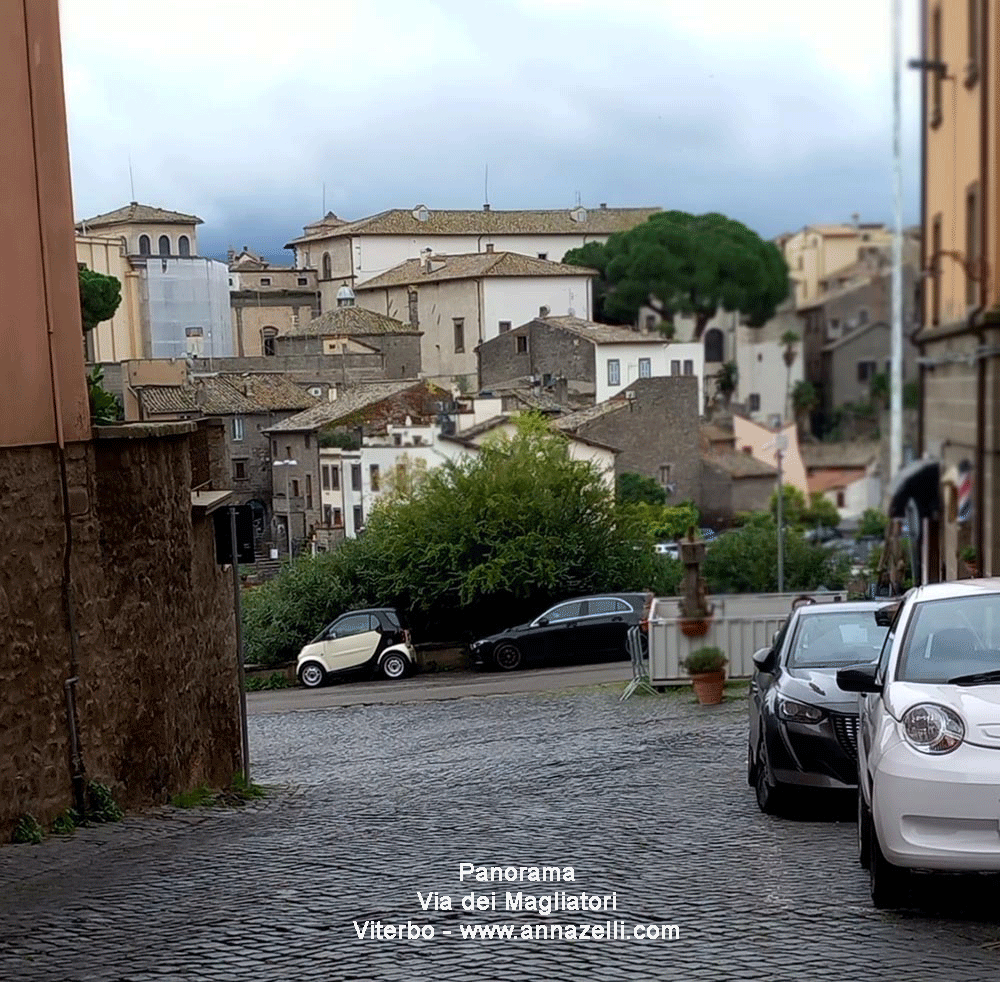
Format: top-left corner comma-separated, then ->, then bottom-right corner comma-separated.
75,201 -> 201,258
227,248 -> 320,357
284,204 -> 659,312
731,415 -> 807,498
913,0 -> 1000,580
76,233 -> 144,363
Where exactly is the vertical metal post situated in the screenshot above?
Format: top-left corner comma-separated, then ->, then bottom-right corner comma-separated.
889,0 -> 904,478
229,505 -> 250,782
776,449 -> 785,593
286,466 -> 293,558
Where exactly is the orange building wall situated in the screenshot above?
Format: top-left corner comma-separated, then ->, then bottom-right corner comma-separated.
0,0 -> 89,447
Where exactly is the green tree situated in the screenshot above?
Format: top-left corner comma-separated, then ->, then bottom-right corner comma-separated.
563,211 -> 789,337
624,500 -> 700,542
617,472 -> 666,506
702,513 -> 849,593
770,486 -> 840,530
78,267 -> 122,335
715,361 -> 738,406
791,379 -> 817,436
804,492 -> 840,530
856,508 -> 888,540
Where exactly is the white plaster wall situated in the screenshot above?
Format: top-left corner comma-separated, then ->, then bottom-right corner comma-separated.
594,340 -> 703,408
482,276 -> 592,336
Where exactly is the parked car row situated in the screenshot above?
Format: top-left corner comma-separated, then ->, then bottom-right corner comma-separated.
295,592 -> 652,687
749,579 -> 1000,909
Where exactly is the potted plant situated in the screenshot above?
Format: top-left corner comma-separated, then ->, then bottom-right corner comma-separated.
681,646 -> 728,706
960,545 -> 979,577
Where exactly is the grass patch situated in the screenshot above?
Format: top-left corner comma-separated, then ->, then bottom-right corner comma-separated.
244,671 -> 293,691
12,814 -> 44,845
170,772 -> 269,810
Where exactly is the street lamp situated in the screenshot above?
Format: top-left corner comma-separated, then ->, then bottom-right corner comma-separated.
272,459 -> 297,557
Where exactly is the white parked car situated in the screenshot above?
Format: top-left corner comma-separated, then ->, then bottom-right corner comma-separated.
296,607 -> 417,687
838,579 -> 1000,908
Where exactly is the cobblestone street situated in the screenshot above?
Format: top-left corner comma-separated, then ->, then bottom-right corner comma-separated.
3,681 -> 1000,981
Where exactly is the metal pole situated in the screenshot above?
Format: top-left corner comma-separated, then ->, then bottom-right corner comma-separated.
777,449 -> 785,593
286,466 -> 293,558
890,0 -> 904,478
229,505 -> 250,782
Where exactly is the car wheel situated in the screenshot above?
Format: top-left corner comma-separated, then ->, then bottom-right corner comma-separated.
754,738 -> 785,816
380,652 -> 408,680
494,643 -> 522,672
858,791 -> 872,870
869,817 -> 907,909
298,661 -> 326,688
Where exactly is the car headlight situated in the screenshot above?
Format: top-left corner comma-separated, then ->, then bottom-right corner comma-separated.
901,703 -> 964,754
777,697 -> 824,723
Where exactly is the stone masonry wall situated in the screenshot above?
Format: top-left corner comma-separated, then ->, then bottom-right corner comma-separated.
0,431 -> 241,838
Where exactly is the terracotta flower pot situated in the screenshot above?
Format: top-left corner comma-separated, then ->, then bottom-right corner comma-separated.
966,561 -> 979,578
679,619 -> 711,638
690,670 -> 726,706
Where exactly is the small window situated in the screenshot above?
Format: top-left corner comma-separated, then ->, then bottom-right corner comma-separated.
659,464 -> 672,486
291,479 -> 300,498
607,359 -> 621,386
298,277 -> 308,286
233,460 -> 247,481
645,314 -> 657,330
683,359 -> 694,376
836,491 -> 846,508
499,320 -> 511,333
158,235 -> 170,256
138,234 -> 151,255
516,335 -> 528,354
671,360 -> 681,375
370,464 -> 381,491
322,465 -> 330,490
331,468 -> 340,490
704,328 -> 724,363
305,474 -> 313,509
333,507 -> 343,527
322,253 -> 332,279
748,393 -> 761,412
304,434 -> 311,449
351,464 -> 361,491
260,277 -> 271,286
537,252 -> 548,260
178,235 -> 191,257
393,433 -> 402,446
271,440 -> 277,456
324,504 -> 333,526
453,318 -> 465,353
231,417 -> 244,441
857,309 -> 869,326
285,446 -> 292,459
858,360 -> 877,383
638,357 -> 651,378
353,504 -> 363,530
262,327 -> 278,356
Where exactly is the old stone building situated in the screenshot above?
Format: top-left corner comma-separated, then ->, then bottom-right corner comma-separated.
552,376 -> 701,500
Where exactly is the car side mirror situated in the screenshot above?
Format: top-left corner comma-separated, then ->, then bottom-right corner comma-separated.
874,603 -> 900,628
836,662 -> 881,693
752,647 -> 776,672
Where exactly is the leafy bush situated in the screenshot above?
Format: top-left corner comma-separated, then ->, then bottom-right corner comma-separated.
682,646 -> 727,674
85,781 -> 123,823
624,500 -> 700,543
617,472 -> 666,505
856,508 -> 888,540
12,814 -> 44,844
703,513 -> 849,594
770,486 -> 840,530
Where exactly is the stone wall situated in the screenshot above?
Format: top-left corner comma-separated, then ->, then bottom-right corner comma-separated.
0,426 -> 242,838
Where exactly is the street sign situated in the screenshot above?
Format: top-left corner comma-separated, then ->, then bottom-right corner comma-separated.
213,504 -> 255,565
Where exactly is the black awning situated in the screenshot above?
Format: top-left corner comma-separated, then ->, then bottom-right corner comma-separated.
888,458 -> 941,519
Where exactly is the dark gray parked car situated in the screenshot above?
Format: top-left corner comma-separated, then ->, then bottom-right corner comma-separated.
748,601 -> 889,814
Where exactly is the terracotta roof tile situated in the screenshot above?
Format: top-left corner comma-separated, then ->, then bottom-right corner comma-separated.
264,381 -> 430,433
355,252 -> 595,290
76,202 -> 202,229
291,307 -> 417,337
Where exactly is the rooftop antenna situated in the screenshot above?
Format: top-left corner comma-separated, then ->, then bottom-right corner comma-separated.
575,190 -> 581,206
323,182 -> 326,215
128,154 -> 136,201
484,164 -> 489,207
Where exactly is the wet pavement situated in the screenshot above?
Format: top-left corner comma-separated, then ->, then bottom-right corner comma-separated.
2,683 -> 1000,981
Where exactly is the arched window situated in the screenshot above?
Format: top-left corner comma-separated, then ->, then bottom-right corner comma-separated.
262,327 -> 278,357
322,252 -> 332,280
138,234 -> 151,255
704,328 -> 724,363
158,235 -> 171,256
178,235 -> 191,257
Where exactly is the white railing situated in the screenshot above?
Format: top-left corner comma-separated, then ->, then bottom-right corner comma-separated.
647,591 -> 847,685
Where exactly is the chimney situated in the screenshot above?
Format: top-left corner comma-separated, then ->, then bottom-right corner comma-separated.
421,247 -> 432,273
485,243 -> 494,253
483,204 -> 490,211
599,203 -> 607,209
539,305 -> 550,318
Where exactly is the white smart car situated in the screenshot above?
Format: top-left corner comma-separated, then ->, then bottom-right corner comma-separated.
838,579 -> 1000,908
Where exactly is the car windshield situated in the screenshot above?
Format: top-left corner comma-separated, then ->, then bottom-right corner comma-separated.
787,611 -> 888,669
896,594 -> 1000,683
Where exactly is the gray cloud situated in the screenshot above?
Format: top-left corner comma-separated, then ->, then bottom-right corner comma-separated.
62,0 -> 922,265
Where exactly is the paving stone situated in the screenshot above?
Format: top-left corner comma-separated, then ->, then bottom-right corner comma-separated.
0,689 -> 999,980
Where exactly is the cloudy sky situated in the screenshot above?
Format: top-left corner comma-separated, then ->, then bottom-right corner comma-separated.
60,0 -> 922,264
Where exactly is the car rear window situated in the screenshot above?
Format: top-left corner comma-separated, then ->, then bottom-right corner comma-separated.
787,612 -> 887,668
